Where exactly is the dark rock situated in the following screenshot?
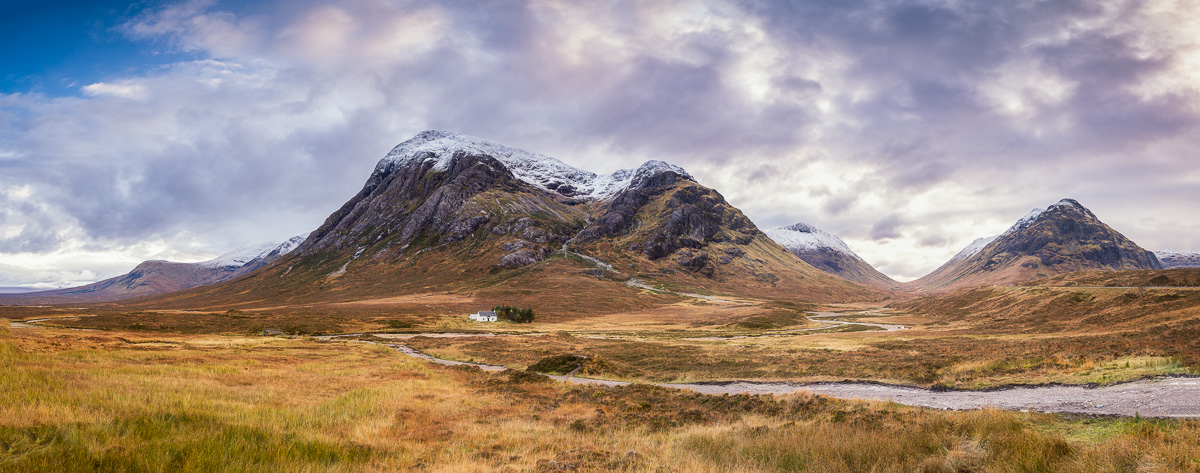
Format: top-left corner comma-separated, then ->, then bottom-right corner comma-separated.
499,250 -> 544,267
501,240 -> 530,251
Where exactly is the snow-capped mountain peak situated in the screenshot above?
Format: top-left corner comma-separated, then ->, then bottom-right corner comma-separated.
377,130 -> 693,200
273,233 -> 309,256
1155,249 -> 1200,269
949,235 -> 999,262
198,233 -> 310,269
766,222 -> 863,261
1156,249 -> 1199,256
951,199 -> 1094,262
1001,207 -> 1045,237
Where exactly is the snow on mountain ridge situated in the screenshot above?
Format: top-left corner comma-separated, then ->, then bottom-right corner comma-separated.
274,233 -> 310,256
766,223 -> 864,261
1155,249 -> 1200,269
378,130 -> 693,200
1000,207 -> 1045,237
948,199 -> 1110,265
198,232 -> 310,269
949,235 -> 999,262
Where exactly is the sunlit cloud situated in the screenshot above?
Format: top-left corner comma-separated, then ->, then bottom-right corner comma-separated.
2,0 -> 1199,286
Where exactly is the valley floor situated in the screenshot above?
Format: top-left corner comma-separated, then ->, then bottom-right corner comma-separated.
4,321 -> 1200,472
5,271 -> 1200,471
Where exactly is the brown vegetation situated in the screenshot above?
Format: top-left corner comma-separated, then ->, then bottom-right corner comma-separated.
4,324 -> 1199,472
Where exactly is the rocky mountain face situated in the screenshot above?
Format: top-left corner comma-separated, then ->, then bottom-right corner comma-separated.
0,234 -> 307,304
766,223 -> 898,288
908,199 -> 1161,291
1155,251 -> 1200,269
156,131 -> 874,307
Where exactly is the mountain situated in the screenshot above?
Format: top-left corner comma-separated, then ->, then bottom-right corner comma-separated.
1155,250 -> 1200,269
0,234 -> 308,305
908,199 -> 1161,291
140,131 -> 877,312
766,223 -> 897,288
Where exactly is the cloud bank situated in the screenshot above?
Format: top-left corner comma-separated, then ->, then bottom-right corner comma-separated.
2,0 -> 1199,285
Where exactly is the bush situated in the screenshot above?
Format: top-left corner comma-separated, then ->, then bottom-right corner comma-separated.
492,306 -> 535,323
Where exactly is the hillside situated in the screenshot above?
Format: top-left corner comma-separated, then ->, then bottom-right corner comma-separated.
906,199 -> 1160,291
0,235 -> 307,305
766,223 -> 898,288
895,271 -> 1200,340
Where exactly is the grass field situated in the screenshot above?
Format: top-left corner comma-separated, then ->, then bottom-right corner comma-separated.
4,321 -> 1200,472
8,283 -> 1200,390
6,267 -> 1200,470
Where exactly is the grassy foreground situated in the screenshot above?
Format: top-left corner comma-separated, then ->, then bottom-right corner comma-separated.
3,322 -> 1200,472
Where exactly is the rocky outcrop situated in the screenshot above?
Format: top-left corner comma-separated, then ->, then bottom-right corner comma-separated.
299,152 -> 523,254
579,174 -> 759,273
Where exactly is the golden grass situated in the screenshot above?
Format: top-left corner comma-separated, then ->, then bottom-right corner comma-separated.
3,325 -> 1200,472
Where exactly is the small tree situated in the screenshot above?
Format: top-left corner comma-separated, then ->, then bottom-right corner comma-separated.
493,305 -> 535,323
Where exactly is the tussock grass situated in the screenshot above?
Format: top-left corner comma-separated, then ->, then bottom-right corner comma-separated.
4,327 -> 1200,472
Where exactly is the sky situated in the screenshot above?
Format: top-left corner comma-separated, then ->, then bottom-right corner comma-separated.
2,0 -> 1199,288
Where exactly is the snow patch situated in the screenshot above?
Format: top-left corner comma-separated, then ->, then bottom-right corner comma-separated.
1155,249 -> 1200,268
1000,207 -> 1045,237
949,235 -> 999,262
949,198 -> 1090,263
377,130 -> 693,200
765,222 -> 864,261
1155,249 -> 1199,257
198,232 -> 310,269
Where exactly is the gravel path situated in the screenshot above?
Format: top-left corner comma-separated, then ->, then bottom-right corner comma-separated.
625,278 -> 752,304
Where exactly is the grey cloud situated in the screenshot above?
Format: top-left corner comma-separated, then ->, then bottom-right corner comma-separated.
916,233 -> 951,249
870,214 -> 903,240
2,0 -> 1199,285
746,164 -> 778,183
822,195 -> 857,216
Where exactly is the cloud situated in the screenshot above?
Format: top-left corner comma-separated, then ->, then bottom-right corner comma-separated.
2,0 -> 1199,285
81,82 -> 148,99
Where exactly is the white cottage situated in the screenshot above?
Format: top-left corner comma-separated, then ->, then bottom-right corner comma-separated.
468,311 -> 497,322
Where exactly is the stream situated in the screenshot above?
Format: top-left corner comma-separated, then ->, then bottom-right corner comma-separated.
13,319 -> 1198,417
353,337 -> 1200,418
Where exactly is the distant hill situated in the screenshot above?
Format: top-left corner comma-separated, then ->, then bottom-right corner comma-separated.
1155,251 -> 1200,269
907,199 -> 1160,291
0,234 -> 307,305
766,223 -> 898,288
